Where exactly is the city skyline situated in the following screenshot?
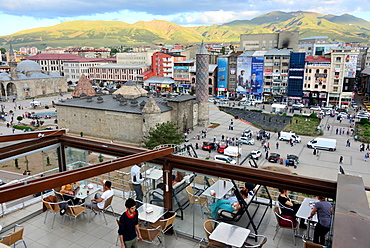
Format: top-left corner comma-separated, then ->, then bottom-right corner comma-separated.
1,0 -> 370,36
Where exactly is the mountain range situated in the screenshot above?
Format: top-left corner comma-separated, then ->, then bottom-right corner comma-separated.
2,11 -> 370,49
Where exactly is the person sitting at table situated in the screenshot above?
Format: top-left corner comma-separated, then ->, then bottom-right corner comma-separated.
209,188 -> 249,219
308,196 -> 332,245
85,180 -> 113,210
60,182 -> 81,205
172,171 -> 184,185
278,189 -> 306,228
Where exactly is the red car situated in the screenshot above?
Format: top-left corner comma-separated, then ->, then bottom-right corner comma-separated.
217,144 -> 228,154
202,142 -> 215,151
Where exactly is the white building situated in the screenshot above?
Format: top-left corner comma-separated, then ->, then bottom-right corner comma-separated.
89,64 -> 151,84
116,51 -> 155,65
298,36 -> 341,56
64,57 -> 116,83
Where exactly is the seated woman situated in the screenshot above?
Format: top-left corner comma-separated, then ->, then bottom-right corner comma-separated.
60,182 -> 81,205
278,189 -> 306,228
209,188 -> 249,219
172,171 -> 184,185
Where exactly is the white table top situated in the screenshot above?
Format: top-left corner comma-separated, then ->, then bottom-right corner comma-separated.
74,186 -> 99,200
144,168 -> 163,180
137,203 -> 167,223
209,222 -> 250,248
202,180 -> 234,199
296,198 -> 318,222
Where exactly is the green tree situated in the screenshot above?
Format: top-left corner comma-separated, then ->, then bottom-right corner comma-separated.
110,48 -> 120,54
17,116 -> 23,123
230,44 -> 235,52
220,47 -> 226,55
143,121 -> 184,149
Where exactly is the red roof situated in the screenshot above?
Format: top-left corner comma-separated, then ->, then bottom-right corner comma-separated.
305,56 -> 331,62
64,58 -> 116,63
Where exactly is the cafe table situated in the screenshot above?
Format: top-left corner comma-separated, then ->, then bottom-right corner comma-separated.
209,222 -> 250,247
201,180 -> 234,199
137,203 -> 167,223
296,198 -> 319,239
144,168 -> 163,189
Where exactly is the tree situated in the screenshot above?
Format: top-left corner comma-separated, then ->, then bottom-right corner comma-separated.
143,121 -> 184,149
0,48 -> 6,54
230,44 -> 235,52
17,116 -> 23,123
220,47 -> 226,55
110,48 -> 120,54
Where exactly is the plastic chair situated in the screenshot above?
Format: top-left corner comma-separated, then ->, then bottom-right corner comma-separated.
203,220 -> 225,247
302,236 -> 325,248
243,234 -> 267,247
185,186 -> 208,218
139,224 -> 162,247
42,199 -> 67,229
151,211 -> 177,247
0,224 -> 27,247
62,205 -> 86,232
272,206 -> 299,246
89,195 -> 115,225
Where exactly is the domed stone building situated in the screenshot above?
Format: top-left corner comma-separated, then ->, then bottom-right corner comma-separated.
0,46 -> 67,100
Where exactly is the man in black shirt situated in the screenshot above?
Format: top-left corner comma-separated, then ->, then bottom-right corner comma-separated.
118,198 -> 142,248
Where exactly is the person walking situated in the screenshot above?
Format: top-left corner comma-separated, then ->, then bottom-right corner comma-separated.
313,148 -> 317,156
339,156 -> 343,164
276,142 -> 279,149
335,128 -> 338,135
366,144 -> 370,151
265,151 -> 269,160
118,198 -> 143,248
346,139 -> 351,147
130,163 -> 144,207
365,153 -> 369,161
308,196 -> 332,245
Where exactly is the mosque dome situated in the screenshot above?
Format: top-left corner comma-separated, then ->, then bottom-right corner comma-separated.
17,60 -> 42,72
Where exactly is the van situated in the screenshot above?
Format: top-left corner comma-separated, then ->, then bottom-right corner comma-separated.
279,132 -> 301,143
307,138 -> 336,151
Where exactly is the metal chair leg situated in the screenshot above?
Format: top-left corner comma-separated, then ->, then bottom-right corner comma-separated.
44,211 -> 48,224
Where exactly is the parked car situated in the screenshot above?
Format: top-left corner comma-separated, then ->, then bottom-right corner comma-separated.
202,142 -> 215,151
250,150 -> 262,160
310,106 -> 321,111
241,101 -> 251,106
208,99 -> 215,103
242,129 -> 253,137
286,154 -> 299,166
292,103 -> 304,108
228,96 -> 236,101
214,155 -> 237,164
238,137 -> 255,145
217,143 -> 228,154
268,153 -> 280,163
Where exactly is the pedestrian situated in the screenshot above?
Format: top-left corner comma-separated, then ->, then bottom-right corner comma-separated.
221,135 -> 225,141
367,144 -> 370,151
327,125 -> 330,131
276,142 -> 279,149
130,163 -> 144,207
118,198 -> 143,248
313,149 -> 317,156
195,143 -> 199,149
265,151 -> 269,159
213,135 -> 216,143
6,122 -> 9,128
346,139 -> 351,147
336,128 -> 338,135
339,156 -> 343,164
12,127 -> 15,133
365,153 -> 369,161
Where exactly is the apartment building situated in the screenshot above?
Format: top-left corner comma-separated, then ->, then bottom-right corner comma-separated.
263,49 -> 292,98
173,60 -> 195,93
303,55 -> 331,106
64,57 -> 116,83
298,36 -> 340,56
151,52 -> 186,78
328,48 -> 358,107
240,31 -> 298,51
116,51 -> 155,65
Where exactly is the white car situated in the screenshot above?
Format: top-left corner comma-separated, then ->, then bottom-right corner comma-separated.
241,101 -> 251,106
242,129 -> 253,136
292,103 -> 304,108
338,112 -> 347,118
250,150 -> 262,160
208,99 -> 215,103
238,137 -> 255,145
310,106 -> 321,111
214,155 -> 237,164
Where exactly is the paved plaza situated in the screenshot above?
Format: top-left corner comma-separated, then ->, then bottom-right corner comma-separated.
1,95 -> 369,187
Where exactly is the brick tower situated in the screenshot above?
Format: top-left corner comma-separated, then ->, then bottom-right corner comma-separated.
196,42 -> 209,127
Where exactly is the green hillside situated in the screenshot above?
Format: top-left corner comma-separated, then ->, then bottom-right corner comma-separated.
1,11 -> 370,49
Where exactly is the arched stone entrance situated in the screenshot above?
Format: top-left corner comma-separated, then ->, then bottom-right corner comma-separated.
0,82 -> 5,99
6,82 -> 17,99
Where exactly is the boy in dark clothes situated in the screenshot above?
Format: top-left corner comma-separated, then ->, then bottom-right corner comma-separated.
118,198 -> 142,248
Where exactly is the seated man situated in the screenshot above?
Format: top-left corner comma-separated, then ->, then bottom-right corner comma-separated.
60,182 -> 81,205
85,180 -> 113,210
209,188 -> 249,219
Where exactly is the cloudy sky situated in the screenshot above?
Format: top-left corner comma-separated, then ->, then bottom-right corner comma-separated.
1,0 -> 369,36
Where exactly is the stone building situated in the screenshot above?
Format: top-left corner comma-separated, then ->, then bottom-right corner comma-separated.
0,47 -> 67,100
56,80 -> 200,145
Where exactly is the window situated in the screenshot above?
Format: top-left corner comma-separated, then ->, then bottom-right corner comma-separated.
322,85 -> 326,89
336,57 -> 341,62
314,84 -> 318,89
307,84 -> 311,88
333,86 -> 338,92
316,69 -> 320,73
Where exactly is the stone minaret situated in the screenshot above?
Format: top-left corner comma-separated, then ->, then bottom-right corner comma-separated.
8,43 -> 18,80
142,93 -> 162,136
196,42 -> 209,127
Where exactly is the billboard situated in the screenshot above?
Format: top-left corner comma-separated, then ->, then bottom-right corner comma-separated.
251,57 -> 264,95
236,56 -> 252,94
344,54 -> 358,78
217,57 -> 228,90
